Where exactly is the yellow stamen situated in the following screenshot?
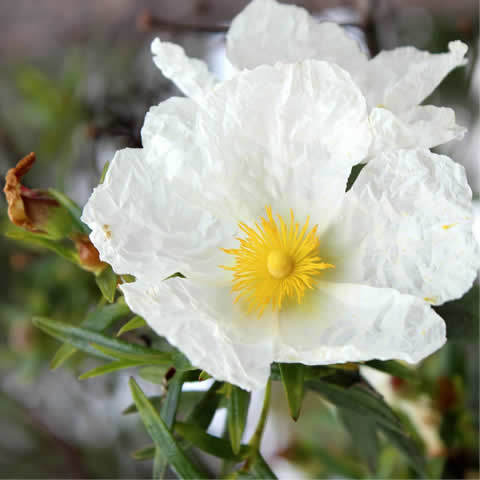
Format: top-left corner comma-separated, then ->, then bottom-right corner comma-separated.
220,206 -> 334,316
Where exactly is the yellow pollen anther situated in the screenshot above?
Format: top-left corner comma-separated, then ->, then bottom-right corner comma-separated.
267,250 -> 293,279
220,206 -> 335,316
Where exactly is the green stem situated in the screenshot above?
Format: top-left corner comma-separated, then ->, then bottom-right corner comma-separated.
249,379 -> 272,451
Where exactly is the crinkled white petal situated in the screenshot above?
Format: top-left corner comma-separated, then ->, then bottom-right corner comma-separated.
363,41 -> 467,112
275,281 -> 445,365
81,147 -> 237,284
151,38 -> 218,101
323,149 -> 479,305
120,278 -> 276,391
141,96 -> 198,151
227,0 -> 367,77
369,105 -> 466,156
195,60 -> 370,229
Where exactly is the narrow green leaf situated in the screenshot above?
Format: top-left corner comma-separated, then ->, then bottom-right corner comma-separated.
364,360 -> 418,383
340,409 -> 378,474
48,188 -> 90,234
132,444 -> 156,461
51,300 -> 130,369
227,385 -> 250,455
95,265 -> 117,302
33,316 -> 172,364
123,396 -> 163,415
198,370 -> 211,381
153,447 -> 165,480
91,343 -> 171,365
306,380 -> 404,434
117,316 -> 147,336
161,372 -> 185,429
380,425 -> 426,477
175,422 -> 250,460
154,371 -> 187,478
249,453 -> 277,479
79,360 -> 144,379
186,381 -> 223,430
138,365 -> 170,384
279,363 -> 305,421
308,379 -> 427,476
128,377 -> 204,479
99,160 -> 110,184
6,230 -> 79,264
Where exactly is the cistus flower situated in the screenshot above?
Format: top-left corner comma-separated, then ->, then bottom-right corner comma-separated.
151,0 -> 467,160
82,44 -> 478,390
4,153 -> 74,239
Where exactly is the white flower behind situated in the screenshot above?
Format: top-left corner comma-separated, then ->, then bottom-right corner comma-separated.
82,48 -> 478,390
226,0 -> 469,158
149,0 -> 467,160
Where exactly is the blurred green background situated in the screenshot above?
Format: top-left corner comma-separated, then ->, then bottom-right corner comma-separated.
0,1 -> 478,478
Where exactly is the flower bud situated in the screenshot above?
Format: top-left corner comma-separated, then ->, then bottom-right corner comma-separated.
73,234 -> 107,274
4,153 -> 75,239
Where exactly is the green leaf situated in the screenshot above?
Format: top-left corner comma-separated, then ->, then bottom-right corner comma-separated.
48,188 -> 90,234
186,381 -> 223,430
380,425 -> 426,477
434,284 -> 479,341
279,363 -> 305,421
79,360 -> 144,379
51,300 -> 130,369
161,371 -> 185,429
95,265 -> 117,302
128,377 -> 204,479
153,447 -> 166,480
132,424 -> 251,462
90,343 -> 171,365
138,365 -> 170,384
306,380 -> 404,434
340,409 -> 378,474
33,316 -> 172,364
364,360 -> 419,383
117,316 -> 147,336
123,396 -> 163,415
308,379 -> 427,477
131,444 -> 156,461
227,385 -> 250,455
249,453 -> 277,479
155,371 -> 188,478
6,230 -> 79,264
99,161 -> 110,184
175,422 -> 250,461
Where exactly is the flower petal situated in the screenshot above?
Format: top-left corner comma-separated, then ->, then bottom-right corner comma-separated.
141,96 -> 198,150
151,38 -> 218,101
197,60 -> 370,228
276,281 -> 445,365
364,41 -> 467,112
369,105 -> 466,156
324,149 -> 479,305
120,277 -> 276,391
81,147 -> 237,283
227,0 -> 367,76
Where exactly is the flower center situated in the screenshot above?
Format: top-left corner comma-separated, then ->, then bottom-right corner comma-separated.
267,250 -> 293,279
221,206 -> 334,316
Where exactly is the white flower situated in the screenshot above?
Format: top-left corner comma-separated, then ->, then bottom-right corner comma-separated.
82,47 -> 478,390
151,0 -> 467,160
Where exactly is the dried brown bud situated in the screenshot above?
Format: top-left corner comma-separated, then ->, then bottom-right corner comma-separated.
4,153 -> 74,239
73,234 -> 107,273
